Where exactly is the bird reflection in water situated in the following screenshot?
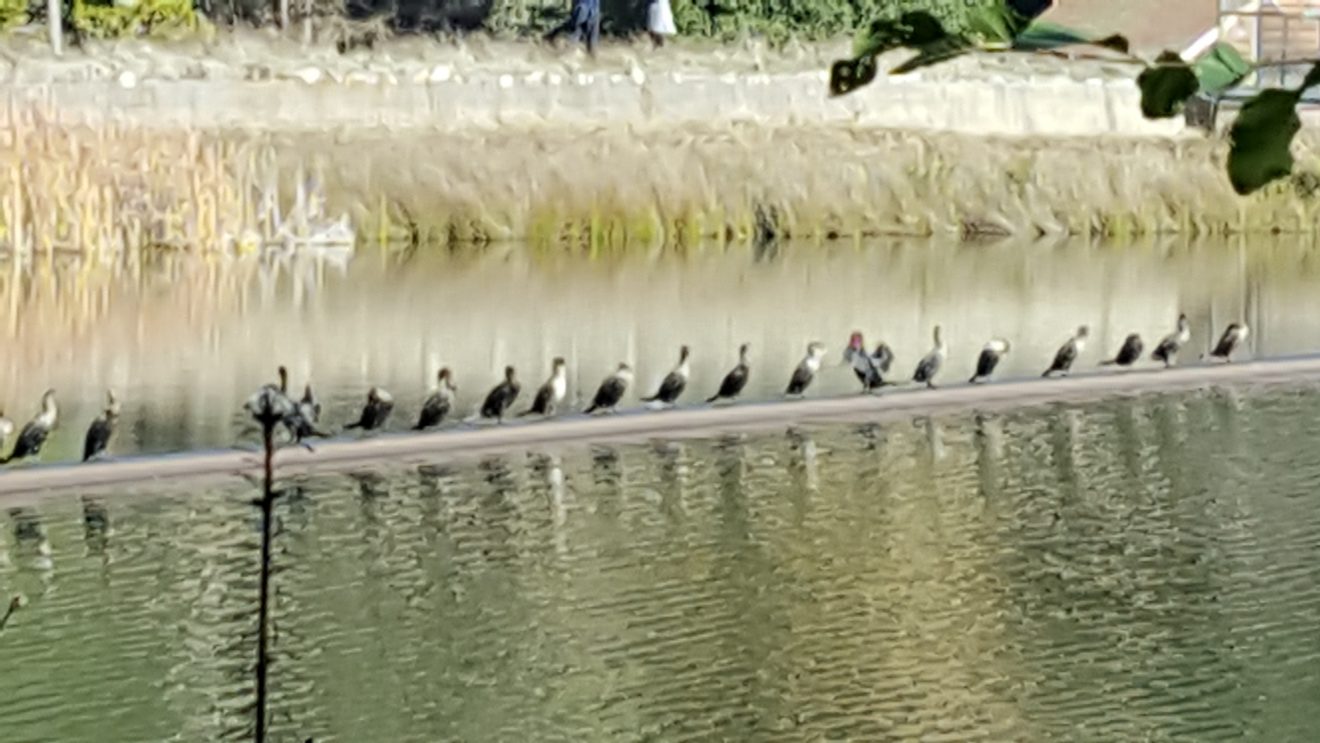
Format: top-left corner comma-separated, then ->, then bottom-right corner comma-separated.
652,440 -> 691,522
786,427 -> 819,498
81,496 -> 111,557
853,422 -> 884,452
972,412 -> 1005,504
590,445 -> 624,522
474,456 -> 520,566
529,453 -> 569,557
916,416 -> 946,464
8,508 -> 52,573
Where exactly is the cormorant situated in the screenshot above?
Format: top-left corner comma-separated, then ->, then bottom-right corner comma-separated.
346,387 -> 394,431
786,342 -> 827,397
414,368 -> 457,430
82,389 -> 120,462
480,367 -> 521,422
586,363 -> 633,414
1101,333 -> 1144,367
1043,326 -> 1089,377
642,345 -> 690,406
843,332 -> 891,392
244,366 -> 296,432
707,343 -> 750,403
522,358 -> 568,417
969,339 -> 1011,383
1152,313 -> 1191,368
912,325 -> 947,389
1207,323 -> 1249,362
3,390 -> 58,464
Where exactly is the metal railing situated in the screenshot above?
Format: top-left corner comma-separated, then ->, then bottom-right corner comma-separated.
1216,0 -> 1320,89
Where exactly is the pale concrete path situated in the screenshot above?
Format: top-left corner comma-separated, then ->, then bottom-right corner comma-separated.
1,355 -> 1315,500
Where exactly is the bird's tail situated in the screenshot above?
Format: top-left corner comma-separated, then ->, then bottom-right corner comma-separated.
517,408 -> 536,418
1041,370 -> 1052,378
584,404 -> 599,414
705,393 -> 720,403
1100,359 -> 1117,366
345,422 -> 362,430
640,394 -> 658,403
968,375 -> 980,384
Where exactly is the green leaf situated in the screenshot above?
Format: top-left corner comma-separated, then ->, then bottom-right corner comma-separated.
963,4 -> 1025,46
1137,51 -> 1201,119
829,56 -> 878,97
1010,20 -> 1129,54
888,37 -> 975,75
1301,61 -> 1320,91
832,11 -> 956,96
1223,65 -> 1320,194
1227,88 -> 1303,195
1192,41 -> 1251,96
853,11 -> 948,58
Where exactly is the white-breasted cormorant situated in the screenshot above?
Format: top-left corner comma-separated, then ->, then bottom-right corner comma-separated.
82,389 -> 120,462
346,387 -> 394,431
1152,313 -> 1191,368
643,345 -> 690,406
522,358 -> 568,417
969,338 -> 1011,383
480,367 -> 521,422
586,363 -> 634,414
786,342 -> 827,397
1043,325 -> 1089,377
707,343 -> 750,403
912,325 -> 947,388
1101,334 -> 1144,367
3,390 -> 58,464
1206,323 -> 1249,362
414,368 -> 457,430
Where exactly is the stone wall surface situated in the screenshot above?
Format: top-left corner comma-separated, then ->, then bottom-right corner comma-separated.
7,72 -> 1186,137
0,30 -> 1194,136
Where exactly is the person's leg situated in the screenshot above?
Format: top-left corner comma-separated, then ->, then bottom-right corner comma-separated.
586,8 -> 600,55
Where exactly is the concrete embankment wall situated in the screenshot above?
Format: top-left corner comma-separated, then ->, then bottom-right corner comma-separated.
8,71 -> 1184,137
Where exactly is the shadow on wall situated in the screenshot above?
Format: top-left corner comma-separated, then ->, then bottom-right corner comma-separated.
347,0 -> 655,35
381,0 -> 495,31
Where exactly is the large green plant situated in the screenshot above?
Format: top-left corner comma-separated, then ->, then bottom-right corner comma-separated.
73,0 -> 202,38
829,0 -> 1317,196
0,0 -> 24,29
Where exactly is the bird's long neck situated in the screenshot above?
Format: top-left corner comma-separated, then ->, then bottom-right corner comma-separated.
39,397 -> 57,425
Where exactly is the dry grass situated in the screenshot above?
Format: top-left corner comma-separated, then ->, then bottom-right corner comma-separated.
4,110 -> 1320,255
0,104 -> 345,256
285,123 -> 1320,248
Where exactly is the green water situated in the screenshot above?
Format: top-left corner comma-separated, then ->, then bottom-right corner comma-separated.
1,384 -> 1317,741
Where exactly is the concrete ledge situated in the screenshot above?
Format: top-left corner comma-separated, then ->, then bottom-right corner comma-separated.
1,355 -> 1315,500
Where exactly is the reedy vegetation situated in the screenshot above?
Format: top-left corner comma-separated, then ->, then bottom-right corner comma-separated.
7,117 -> 1320,257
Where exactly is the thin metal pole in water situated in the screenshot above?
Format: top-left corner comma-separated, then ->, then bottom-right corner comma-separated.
255,424 -> 275,743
